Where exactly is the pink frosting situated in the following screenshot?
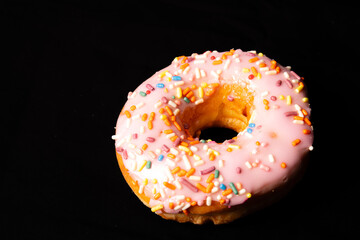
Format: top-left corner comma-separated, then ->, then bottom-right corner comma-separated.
113,49 -> 314,214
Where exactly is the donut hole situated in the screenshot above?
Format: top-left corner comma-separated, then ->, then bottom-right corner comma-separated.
180,84 -> 254,141
197,127 -> 238,143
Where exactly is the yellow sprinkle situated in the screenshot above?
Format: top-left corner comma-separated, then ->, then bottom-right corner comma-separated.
151,204 -> 164,212
159,70 -> 168,78
295,85 -> 304,93
160,114 -> 167,120
167,77 -> 171,82
279,95 -> 285,100
164,88 -> 168,93
178,145 -> 190,152
138,160 -> 147,172
176,87 -> 182,98
153,179 -> 158,184
198,87 -> 204,98
228,144 -> 241,149
258,52 -> 264,57
257,72 -> 262,79
242,68 -> 250,73
302,97 -> 309,103
286,95 -> 292,105
246,193 -> 252,198
143,178 -> 148,186
201,82 -> 208,88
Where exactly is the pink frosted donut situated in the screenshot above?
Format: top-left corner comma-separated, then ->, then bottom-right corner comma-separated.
113,49 -> 314,224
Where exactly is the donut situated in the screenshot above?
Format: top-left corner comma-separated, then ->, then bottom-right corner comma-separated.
113,49 -> 314,224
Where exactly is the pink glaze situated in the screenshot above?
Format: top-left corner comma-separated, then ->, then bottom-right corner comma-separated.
113,49 -> 314,214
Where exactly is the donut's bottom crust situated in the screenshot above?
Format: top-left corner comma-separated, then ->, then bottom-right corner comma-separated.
116,151 -> 309,224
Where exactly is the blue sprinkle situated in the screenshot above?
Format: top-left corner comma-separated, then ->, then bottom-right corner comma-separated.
249,123 -> 255,128
172,76 -> 182,81
219,184 -> 226,190
158,154 -> 164,161
247,128 -> 253,133
156,83 -> 165,88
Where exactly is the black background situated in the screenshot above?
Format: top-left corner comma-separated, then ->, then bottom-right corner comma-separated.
3,1 -> 357,239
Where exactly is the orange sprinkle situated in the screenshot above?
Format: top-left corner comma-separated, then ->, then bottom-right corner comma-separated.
169,202 -> 175,209
187,150 -> 194,156
163,182 -> 176,190
209,152 -> 216,161
141,113 -> 148,121
191,201 -> 197,206
212,60 -> 223,65
280,162 -> 287,168
165,106 -> 173,116
180,63 -> 189,70
185,197 -> 192,202
190,140 -> 200,145
205,88 -> 215,96
171,166 -> 181,174
182,87 -> 191,96
263,99 -> 269,105
222,188 -> 233,196
164,119 -> 171,126
170,116 -> 176,122
167,153 -> 176,159
177,169 -> 187,177
265,105 -> 270,110
304,117 -> 311,126
259,62 -> 267,68
163,129 -> 173,134
185,168 -> 195,177
301,109 -> 308,116
190,84 -> 197,90
154,192 -> 161,200
130,105 -> 136,111
251,66 -> 258,76
293,116 -> 304,121
148,121 -> 153,130
275,66 -> 281,73
196,183 -> 207,193
206,173 -> 215,183
219,199 -> 226,205
180,141 -> 189,147
186,91 -> 194,98
292,139 -> 301,146
159,108 -> 165,114
248,57 -> 259,63
221,54 -> 227,60
142,144 -> 148,151
173,121 -> 182,131
206,182 -> 214,193
255,141 -> 261,146
169,135 -> 178,142
226,147 -> 232,152
190,96 -> 196,103
183,209 -> 189,215
124,110 -> 131,118
303,129 -> 311,134
149,112 -> 155,121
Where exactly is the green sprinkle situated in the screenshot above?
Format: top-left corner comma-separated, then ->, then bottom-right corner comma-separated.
183,97 -> 190,103
146,160 -> 152,169
229,182 -> 238,195
171,95 -> 175,99
139,91 -> 147,97
214,169 -> 219,178
200,139 -> 206,143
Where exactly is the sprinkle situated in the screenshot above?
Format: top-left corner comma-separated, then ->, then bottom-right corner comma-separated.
185,168 -> 195,177
163,182 -> 176,190
303,129 -> 311,134
248,57 -> 259,63
124,110 -> 131,118
286,95 -> 292,105
219,184 -> 227,190
268,154 -> 275,163
139,91 -> 147,97
172,76 -> 182,81
156,83 -> 165,88
200,166 -> 216,175
214,169 -> 220,178
168,100 -> 177,108
276,80 -> 282,86
195,67 -> 201,79
285,79 -> 293,89
292,139 -> 301,146
158,154 -> 164,161
248,74 -> 255,80
183,97 -> 190,103
182,155 -> 192,170
146,137 -> 155,142
179,178 -> 198,192
195,98 -> 204,105
196,183 -> 207,193
302,97 -> 309,103
151,204 -> 164,212
146,160 -> 152,169
229,182 -> 238,195
212,60 -> 223,65
138,160 -> 147,172
280,162 -> 287,168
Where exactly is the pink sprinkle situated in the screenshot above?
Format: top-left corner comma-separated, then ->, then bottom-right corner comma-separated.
179,178 -> 198,192
276,80 -> 282,86
200,166 -> 215,175
284,111 -> 298,117
285,79 -> 293,89
133,133 -> 138,139
161,97 -> 168,104
291,71 -> 301,80
270,96 -> 277,101
122,150 -> 128,160
146,84 -> 155,91
227,95 -> 234,101
116,146 -> 124,153
173,138 -> 181,147
162,144 -> 170,152
236,167 -> 242,174
146,137 -> 155,142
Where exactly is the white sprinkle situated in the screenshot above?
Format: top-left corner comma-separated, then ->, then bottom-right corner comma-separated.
193,160 -> 204,167
227,194 -> 233,199
260,164 -> 270,172
284,72 -> 290,79
128,143 -> 136,149
309,146 -> 314,151
174,81 -> 185,86
182,203 -> 191,211
203,145 -> 208,151
193,154 -> 201,161
265,70 -> 277,75
128,151 -> 136,160
206,196 -> 212,206
140,125 -> 145,134
138,185 -> 144,194
165,166 -> 174,181
228,144 -> 240,149
224,59 -> 231,70
166,133 -> 176,138
165,71 -> 172,78
189,175 -> 201,181
174,180 -> 182,189
255,59 -> 264,65
166,158 -> 176,167
126,118 -> 131,128
200,69 -> 206,78
195,98 -> 204,105
219,159 -> 224,168
136,102 -> 145,109
260,67 -> 269,72
183,66 -> 190,75
195,67 -> 201,79
194,59 -> 205,64
115,138 -> 125,147
182,155 -> 192,170
111,135 -> 120,140
190,146 -> 198,152
261,91 -> 269,97
268,154 -> 275,163
195,54 -> 206,59
132,114 -> 140,120
245,161 -> 253,169
130,160 -> 137,171
294,104 -> 302,111
218,175 -> 223,182
293,120 -> 304,125
168,100 -> 177,108
173,108 -> 180,116
211,187 -> 219,193
170,148 -> 179,155
148,151 -> 156,159
210,70 -> 219,79
239,188 -> 246,195
174,202 -> 184,211
216,195 -> 222,201
160,188 -> 166,198
235,58 -> 240,63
